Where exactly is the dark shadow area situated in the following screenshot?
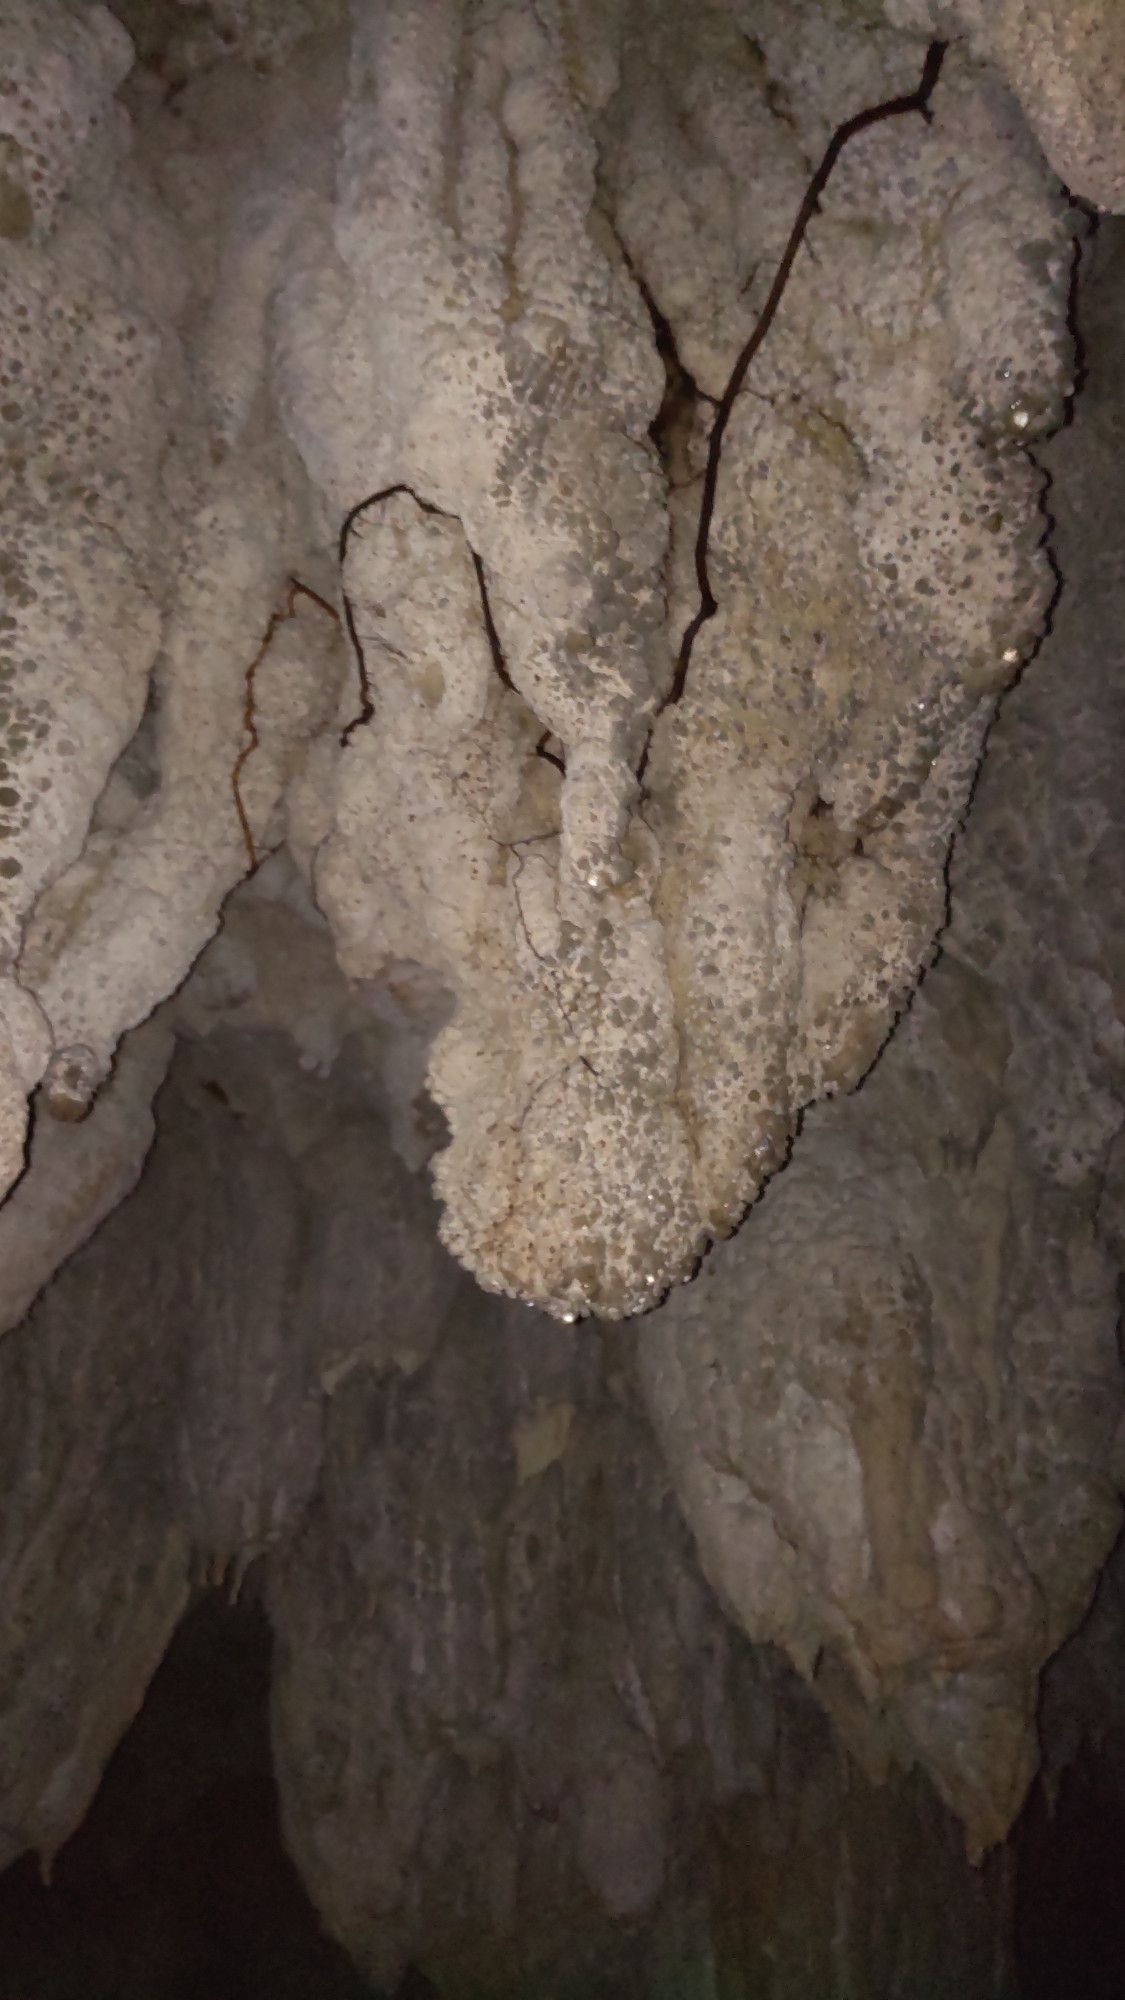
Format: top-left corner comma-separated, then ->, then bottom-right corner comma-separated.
0,1589 -> 378,2000
1014,1523 -> 1125,2000
1015,1751 -> 1125,2000
9,1560 -> 1125,2000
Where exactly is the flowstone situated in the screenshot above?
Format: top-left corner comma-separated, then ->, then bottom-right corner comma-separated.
0,0 -> 347,1263
0,0 -> 1110,1321
278,0 -> 1080,1319
639,212 -> 1125,1857
0,0 -> 1123,1890
886,0 -> 1125,212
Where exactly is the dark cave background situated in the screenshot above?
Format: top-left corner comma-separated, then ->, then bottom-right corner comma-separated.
0,1540 -> 1124,1997
0,1590 -> 376,2000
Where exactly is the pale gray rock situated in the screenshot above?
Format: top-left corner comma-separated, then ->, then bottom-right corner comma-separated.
0,6 -> 1122,1984
639,215 -> 1125,1857
886,0 -> 1125,211
0,0 -> 1094,1330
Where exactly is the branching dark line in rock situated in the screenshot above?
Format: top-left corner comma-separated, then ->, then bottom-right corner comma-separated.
233,576 -> 339,873
507,828 -> 560,850
516,1060 -> 579,1135
472,548 -> 567,772
635,38 -> 947,783
743,34 -> 803,144
83,506 -> 161,613
605,215 -> 716,494
337,482 -> 562,771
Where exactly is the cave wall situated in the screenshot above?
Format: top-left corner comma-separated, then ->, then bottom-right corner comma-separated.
640,216 -> 1125,1855
0,1019 -> 1015,1996
0,4 -> 1124,1993
0,0 -> 1105,1323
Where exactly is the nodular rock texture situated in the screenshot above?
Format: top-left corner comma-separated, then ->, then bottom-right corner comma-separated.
0,190 -> 1122,1954
887,0 -> 1125,214
0,2 -> 1123,1988
641,893 -> 1122,1853
638,206 -> 1125,1859
0,1021 -> 1015,1995
0,0 -> 1101,1323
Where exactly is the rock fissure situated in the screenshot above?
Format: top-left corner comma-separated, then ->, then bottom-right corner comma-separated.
636,37 -> 948,784
1,4 -> 1123,1920
232,576 -> 339,874
336,480 -> 560,774
336,484 -> 440,748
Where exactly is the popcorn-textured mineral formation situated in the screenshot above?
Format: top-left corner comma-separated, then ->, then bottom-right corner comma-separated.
887,0 -> 1125,211
638,209 -> 1125,1850
279,0 -> 1078,1318
1,0 -> 1124,1903
0,0 -> 1118,1319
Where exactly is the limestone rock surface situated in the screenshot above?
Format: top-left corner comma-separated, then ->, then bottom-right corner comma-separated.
0,0 -> 1099,1324
0,1009 -> 1014,1993
639,215 -> 1125,1857
0,0 -> 348,1206
0,0 -> 1122,1923
277,0 -> 1077,1318
886,0 -> 1125,210
266,1281 -> 1013,1997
